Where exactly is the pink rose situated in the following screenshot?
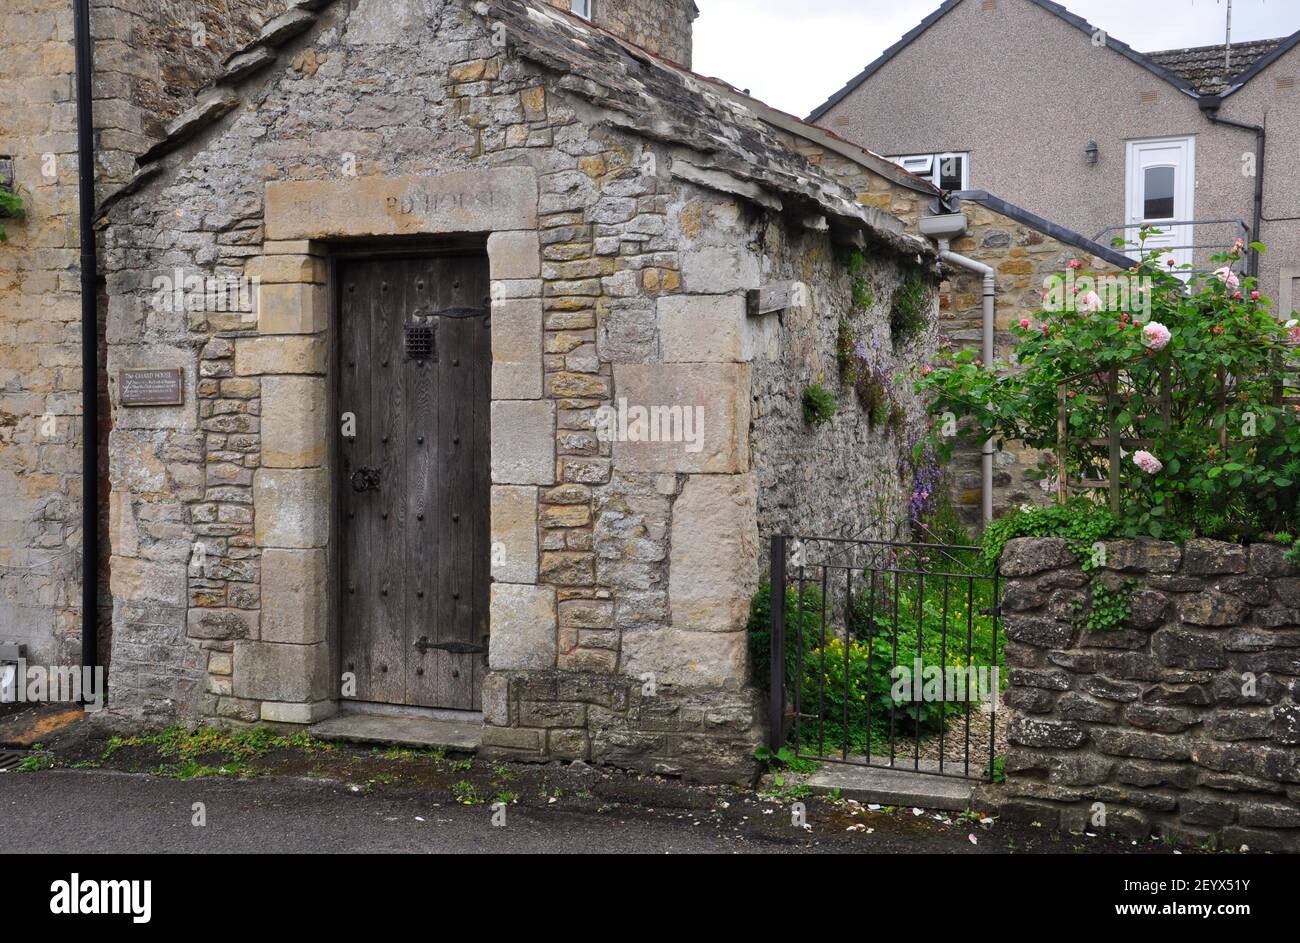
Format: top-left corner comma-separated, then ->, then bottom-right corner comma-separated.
1133,450 -> 1163,475
1067,260 -> 1083,270
1142,321 -> 1171,350
1019,318 -> 1031,329
1251,291 -> 1260,301
1214,266 -> 1240,290
1077,291 -> 1103,313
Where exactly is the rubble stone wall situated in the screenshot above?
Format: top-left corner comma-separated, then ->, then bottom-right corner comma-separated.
749,220 -> 937,551
999,536 -> 1300,852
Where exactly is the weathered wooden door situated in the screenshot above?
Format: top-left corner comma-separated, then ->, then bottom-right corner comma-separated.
338,253 -> 491,710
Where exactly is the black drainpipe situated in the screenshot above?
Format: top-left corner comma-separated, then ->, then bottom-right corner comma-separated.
73,0 -> 99,677
1199,93 -> 1265,279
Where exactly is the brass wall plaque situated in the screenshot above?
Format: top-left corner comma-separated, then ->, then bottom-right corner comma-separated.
119,368 -> 184,407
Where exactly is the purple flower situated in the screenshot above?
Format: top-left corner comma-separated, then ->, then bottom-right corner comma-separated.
907,453 -> 942,524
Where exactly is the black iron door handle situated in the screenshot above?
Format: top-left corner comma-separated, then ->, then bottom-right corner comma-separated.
350,467 -> 381,493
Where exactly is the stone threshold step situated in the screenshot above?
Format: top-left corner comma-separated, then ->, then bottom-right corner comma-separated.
309,713 -> 482,753
804,758 -> 977,811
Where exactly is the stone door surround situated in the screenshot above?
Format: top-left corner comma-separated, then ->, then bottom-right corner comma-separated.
238,167 -> 545,725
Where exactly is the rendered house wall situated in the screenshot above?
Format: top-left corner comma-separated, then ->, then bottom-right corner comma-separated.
816,0 -> 1300,316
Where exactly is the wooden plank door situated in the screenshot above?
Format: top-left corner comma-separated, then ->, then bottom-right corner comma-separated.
338,253 -> 491,710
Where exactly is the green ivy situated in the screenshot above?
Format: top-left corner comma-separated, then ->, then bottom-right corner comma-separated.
1074,577 -> 1139,635
0,189 -> 26,242
982,501 -> 1135,633
980,500 -> 1121,569
801,383 -> 838,429
843,248 -> 875,310
889,270 -> 930,346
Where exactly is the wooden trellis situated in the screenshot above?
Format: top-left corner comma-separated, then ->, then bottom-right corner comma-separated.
1055,354 -> 1300,511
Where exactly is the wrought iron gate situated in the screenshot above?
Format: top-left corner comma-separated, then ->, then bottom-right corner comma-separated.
767,535 -> 1003,781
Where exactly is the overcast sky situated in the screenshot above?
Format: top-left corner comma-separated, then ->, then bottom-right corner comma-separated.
694,0 -> 1300,118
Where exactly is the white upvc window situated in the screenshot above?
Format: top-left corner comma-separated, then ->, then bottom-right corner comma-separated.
889,151 -> 969,192
570,0 -> 592,20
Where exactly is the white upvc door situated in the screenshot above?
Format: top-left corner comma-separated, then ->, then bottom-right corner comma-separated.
1125,137 -> 1195,270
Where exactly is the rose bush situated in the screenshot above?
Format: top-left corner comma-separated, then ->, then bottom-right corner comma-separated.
915,235 -> 1300,540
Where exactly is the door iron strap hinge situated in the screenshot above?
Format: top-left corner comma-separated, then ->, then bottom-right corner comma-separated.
414,638 -> 487,655
424,306 -> 488,319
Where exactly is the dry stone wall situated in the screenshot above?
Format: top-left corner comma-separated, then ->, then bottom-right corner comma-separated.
998,536 -> 1300,852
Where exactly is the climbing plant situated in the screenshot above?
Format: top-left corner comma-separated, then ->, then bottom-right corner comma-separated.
916,236 -> 1300,541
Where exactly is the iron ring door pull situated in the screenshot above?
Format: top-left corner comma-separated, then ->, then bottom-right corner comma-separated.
350,467 -> 381,493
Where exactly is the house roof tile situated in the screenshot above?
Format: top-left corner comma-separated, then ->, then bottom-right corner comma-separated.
1147,38 -> 1288,94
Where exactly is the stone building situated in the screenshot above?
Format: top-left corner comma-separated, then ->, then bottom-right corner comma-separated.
67,0 -> 950,781
0,0 -> 294,670
541,0 -> 697,67
810,0 -> 1300,314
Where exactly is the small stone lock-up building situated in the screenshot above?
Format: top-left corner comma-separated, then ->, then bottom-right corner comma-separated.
92,0 -> 941,780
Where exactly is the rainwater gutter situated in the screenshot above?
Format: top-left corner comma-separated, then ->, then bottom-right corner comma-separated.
920,212 -> 995,524
73,0 -> 99,678
1199,94 -> 1264,279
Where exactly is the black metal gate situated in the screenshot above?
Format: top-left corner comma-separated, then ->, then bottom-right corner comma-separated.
767,535 -> 1003,781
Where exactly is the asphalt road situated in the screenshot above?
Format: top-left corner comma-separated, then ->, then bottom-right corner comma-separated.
0,769 -> 830,854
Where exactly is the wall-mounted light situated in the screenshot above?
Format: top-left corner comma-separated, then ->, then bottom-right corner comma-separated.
1084,140 -> 1099,165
